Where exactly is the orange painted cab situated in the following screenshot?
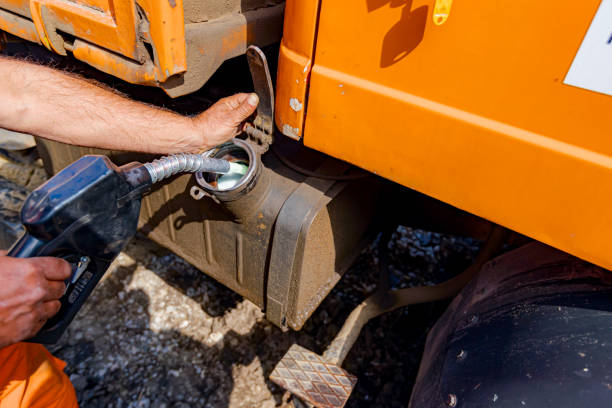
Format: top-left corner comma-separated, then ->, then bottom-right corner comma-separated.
276,0 -> 612,271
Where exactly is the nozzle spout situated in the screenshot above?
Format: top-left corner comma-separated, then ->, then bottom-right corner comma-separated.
144,153 -> 232,184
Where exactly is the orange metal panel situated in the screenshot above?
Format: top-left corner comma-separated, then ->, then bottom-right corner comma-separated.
1,0 -> 30,17
29,0 -> 137,57
0,0 -> 185,84
71,39 -> 157,84
274,0 -> 320,139
299,0 -> 612,270
71,0 -> 110,12
136,0 -> 186,79
0,8 -> 38,42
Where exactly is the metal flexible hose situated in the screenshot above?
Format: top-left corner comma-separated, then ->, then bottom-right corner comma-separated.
144,153 -> 231,184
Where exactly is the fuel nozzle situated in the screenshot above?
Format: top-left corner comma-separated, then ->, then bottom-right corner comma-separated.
13,151 -> 246,344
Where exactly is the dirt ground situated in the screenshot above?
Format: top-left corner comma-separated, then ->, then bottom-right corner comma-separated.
0,149 -> 483,408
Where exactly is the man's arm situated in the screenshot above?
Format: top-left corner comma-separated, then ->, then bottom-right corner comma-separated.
0,57 -> 258,154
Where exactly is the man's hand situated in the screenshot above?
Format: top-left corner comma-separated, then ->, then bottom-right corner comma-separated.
0,254 -> 71,348
190,93 -> 259,151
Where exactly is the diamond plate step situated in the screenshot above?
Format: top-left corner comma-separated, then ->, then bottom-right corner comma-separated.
270,344 -> 357,408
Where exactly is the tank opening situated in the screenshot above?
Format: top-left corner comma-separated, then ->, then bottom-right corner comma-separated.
204,150 -> 248,191
196,138 -> 258,195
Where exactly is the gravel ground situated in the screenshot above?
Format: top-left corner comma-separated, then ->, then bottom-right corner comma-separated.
0,148 -> 482,408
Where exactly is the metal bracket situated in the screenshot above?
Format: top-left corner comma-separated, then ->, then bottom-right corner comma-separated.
245,45 -> 274,153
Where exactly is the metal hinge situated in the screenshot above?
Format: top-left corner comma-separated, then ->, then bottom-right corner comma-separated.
245,45 -> 274,153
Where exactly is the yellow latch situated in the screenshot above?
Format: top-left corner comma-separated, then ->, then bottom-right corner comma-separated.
433,0 -> 453,25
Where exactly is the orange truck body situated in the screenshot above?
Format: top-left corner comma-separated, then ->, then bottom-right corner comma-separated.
2,0 -> 612,272
276,0 -> 612,271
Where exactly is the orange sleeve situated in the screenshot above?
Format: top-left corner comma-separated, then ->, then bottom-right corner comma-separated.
0,343 -> 78,408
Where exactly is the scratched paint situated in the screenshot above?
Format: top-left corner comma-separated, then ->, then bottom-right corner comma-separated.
282,124 -> 300,139
433,0 -> 453,25
289,98 -> 303,112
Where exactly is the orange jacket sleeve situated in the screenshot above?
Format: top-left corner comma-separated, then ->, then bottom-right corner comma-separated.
0,343 -> 78,408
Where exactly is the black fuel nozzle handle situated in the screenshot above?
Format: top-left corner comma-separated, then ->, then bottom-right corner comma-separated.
7,155 -> 145,344
8,233 -> 102,344
7,235 -> 65,343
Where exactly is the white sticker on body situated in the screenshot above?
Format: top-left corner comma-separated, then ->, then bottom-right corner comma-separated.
565,0 -> 612,96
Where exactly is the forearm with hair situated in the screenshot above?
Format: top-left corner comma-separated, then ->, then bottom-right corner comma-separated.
0,57 -> 200,153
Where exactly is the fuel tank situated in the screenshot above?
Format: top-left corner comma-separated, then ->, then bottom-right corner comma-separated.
35,137 -> 381,330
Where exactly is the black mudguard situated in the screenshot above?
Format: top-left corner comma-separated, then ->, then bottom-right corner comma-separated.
409,243 -> 612,408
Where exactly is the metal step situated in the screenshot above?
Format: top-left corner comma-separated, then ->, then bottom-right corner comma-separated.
270,344 -> 357,408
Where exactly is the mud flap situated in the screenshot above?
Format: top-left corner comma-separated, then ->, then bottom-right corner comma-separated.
409,243 -> 612,408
